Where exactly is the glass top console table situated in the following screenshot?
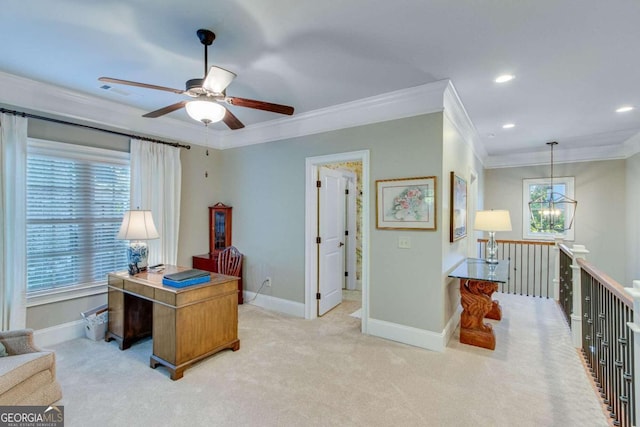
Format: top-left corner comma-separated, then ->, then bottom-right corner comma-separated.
448,258 -> 509,350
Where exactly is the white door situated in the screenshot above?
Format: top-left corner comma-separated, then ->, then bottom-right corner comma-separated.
318,167 -> 346,316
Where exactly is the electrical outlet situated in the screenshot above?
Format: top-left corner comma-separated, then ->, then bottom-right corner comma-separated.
265,277 -> 272,287
398,236 -> 411,249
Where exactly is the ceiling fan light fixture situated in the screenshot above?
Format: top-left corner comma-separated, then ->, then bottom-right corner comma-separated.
185,99 -> 226,124
203,66 -> 237,94
99,29 -> 292,129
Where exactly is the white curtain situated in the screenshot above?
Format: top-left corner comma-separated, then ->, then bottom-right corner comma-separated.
0,113 -> 28,330
129,139 -> 182,266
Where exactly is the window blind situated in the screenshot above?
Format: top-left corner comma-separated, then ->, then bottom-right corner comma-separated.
26,140 -> 130,293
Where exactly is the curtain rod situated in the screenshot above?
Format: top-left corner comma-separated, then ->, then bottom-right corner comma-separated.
0,107 -> 191,149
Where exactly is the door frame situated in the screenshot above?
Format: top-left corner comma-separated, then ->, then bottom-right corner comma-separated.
342,170 -> 357,291
304,150 -> 370,334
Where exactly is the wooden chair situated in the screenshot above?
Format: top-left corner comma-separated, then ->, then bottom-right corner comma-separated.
217,246 -> 243,304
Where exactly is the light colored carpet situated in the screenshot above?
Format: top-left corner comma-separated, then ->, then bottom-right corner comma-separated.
51,292 -> 608,426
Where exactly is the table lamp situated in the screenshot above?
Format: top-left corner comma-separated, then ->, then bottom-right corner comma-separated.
117,209 -> 159,275
474,210 -> 512,264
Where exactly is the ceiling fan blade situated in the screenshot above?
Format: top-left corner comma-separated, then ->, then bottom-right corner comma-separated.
202,66 -> 237,94
99,77 -> 184,95
225,97 -> 294,115
143,101 -> 188,118
222,108 -> 245,130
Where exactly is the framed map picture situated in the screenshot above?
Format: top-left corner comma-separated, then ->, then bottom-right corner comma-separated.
376,176 -> 436,230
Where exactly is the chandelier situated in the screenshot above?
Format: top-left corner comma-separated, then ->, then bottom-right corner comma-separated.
528,141 -> 577,233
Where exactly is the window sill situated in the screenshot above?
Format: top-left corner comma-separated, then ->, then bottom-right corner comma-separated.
27,282 -> 107,307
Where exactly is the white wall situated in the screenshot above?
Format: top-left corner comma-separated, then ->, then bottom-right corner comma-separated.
485,159 -> 627,284
626,152 -> 640,284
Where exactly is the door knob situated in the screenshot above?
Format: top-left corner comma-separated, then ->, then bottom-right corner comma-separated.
339,242 -> 344,247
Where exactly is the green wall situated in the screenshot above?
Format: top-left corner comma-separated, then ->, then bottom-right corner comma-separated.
442,116 -> 485,325
177,144 -> 224,267
25,108 -> 484,340
626,152 -> 640,284
485,159 -> 627,284
217,113 -> 446,331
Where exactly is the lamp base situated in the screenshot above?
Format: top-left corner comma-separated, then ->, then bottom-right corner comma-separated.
127,241 -> 149,275
485,231 -> 499,264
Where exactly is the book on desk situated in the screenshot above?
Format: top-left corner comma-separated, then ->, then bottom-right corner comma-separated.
162,269 -> 211,288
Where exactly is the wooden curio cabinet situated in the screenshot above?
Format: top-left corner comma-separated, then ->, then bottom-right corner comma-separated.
192,203 -> 243,303
209,203 -> 232,254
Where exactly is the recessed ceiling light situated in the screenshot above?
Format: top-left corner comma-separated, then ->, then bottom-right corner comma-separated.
616,106 -> 634,113
495,74 -> 515,83
502,123 -> 515,129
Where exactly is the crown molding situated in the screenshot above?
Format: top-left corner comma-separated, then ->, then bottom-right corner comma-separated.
485,143 -> 633,169
0,71 -> 453,151
485,128 -> 640,169
4,70 -> 637,165
0,70 -> 210,146
622,131 -> 640,158
442,81 -> 487,165
216,80 -> 451,149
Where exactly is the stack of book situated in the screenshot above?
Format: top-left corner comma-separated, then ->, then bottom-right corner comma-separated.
162,269 -> 211,288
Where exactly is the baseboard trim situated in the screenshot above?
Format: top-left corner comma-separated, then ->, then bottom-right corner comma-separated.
33,292 -> 306,347
34,319 -> 85,348
243,291 -> 305,318
443,306 -> 463,346
32,299 -> 462,351
367,318 -> 448,352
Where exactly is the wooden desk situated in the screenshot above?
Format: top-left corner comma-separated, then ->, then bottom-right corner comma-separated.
106,266 -> 240,380
449,258 -> 509,350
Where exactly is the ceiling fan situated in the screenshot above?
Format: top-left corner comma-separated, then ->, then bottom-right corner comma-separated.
99,29 -> 294,130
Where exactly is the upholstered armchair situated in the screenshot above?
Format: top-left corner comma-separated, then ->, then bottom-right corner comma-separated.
0,329 -> 62,405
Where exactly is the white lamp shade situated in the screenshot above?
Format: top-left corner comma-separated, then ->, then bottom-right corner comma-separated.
474,210 -> 512,232
202,66 -> 237,94
185,98 -> 226,124
117,210 -> 159,240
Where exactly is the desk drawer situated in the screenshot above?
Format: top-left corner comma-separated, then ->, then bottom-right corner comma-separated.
154,288 -> 176,306
124,280 -> 155,299
176,279 -> 237,306
108,275 -> 124,289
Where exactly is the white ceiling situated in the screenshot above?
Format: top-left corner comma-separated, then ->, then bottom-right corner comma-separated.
1,0 -> 640,165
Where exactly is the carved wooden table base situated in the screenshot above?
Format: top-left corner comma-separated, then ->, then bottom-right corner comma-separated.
459,278 -> 500,350
485,283 -> 502,320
